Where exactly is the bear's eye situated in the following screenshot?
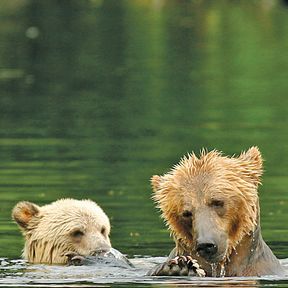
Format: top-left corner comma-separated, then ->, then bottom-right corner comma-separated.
71,230 -> 84,238
101,227 -> 106,235
182,210 -> 192,218
210,200 -> 224,208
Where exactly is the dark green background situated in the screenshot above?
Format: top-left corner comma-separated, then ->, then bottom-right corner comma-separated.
0,0 -> 287,286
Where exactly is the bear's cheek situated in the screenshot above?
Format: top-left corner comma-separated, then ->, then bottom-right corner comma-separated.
71,236 -> 93,255
167,213 -> 193,240
216,212 -> 238,240
228,218 -> 241,239
177,217 -> 193,238
225,205 -> 248,247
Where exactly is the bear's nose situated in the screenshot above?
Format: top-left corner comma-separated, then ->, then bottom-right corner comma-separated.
196,242 -> 218,259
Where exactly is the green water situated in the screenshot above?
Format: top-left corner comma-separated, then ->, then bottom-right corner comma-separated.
0,0 -> 288,286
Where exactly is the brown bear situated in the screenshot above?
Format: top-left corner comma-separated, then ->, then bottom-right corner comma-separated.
149,147 -> 286,277
12,198 -> 112,264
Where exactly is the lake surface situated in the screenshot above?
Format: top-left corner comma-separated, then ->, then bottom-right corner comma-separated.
0,0 -> 288,287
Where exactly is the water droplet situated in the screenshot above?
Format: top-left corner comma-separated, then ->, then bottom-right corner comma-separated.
233,247 -> 238,255
211,263 -> 217,277
220,264 -> 226,277
252,230 -> 255,242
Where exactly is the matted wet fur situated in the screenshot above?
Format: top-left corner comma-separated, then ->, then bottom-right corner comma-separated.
12,198 -> 111,264
150,147 -> 285,277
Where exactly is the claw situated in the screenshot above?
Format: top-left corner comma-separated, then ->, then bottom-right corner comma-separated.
148,254 -> 206,277
180,255 -> 206,277
193,262 -> 200,269
70,255 -> 85,266
65,252 -> 85,266
192,259 -> 198,264
196,267 -> 206,277
170,256 -> 179,265
186,255 -> 193,262
179,255 -> 187,262
65,252 -> 78,259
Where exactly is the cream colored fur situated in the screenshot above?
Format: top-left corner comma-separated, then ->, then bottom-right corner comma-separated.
12,198 -> 111,264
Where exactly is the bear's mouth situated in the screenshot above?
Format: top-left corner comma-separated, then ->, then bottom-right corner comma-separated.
196,247 -> 227,265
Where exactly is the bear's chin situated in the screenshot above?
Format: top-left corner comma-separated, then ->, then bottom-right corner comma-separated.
200,252 -> 227,265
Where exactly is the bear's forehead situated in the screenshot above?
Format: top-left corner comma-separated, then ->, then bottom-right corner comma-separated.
174,152 -> 239,177
174,169 -> 224,190
172,156 -> 242,188
169,168 -> 243,204
35,211 -> 110,235
39,200 -> 110,228
43,208 -> 108,221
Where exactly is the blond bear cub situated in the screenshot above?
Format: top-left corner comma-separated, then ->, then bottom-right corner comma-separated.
12,199 -> 111,264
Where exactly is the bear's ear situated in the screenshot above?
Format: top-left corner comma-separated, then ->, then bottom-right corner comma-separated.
151,175 -> 163,192
12,201 -> 40,229
238,146 -> 263,185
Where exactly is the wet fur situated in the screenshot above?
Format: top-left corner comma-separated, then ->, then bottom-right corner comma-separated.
151,147 -> 285,276
12,199 -> 111,264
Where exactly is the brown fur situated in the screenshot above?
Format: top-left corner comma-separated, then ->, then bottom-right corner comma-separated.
151,147 -> 285,276
12,198 -> 111,264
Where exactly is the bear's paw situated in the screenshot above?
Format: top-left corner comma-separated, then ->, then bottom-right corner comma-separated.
148,256 -> 206,277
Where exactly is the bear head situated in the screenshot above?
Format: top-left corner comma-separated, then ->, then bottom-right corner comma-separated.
12,198 -> 111,264
151,147 -> 263,264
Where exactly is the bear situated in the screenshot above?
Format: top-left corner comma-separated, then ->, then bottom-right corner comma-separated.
12,198 -> 112,264
149,147 -> 286,277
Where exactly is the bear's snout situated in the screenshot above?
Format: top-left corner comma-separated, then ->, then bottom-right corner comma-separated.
196,242 -> 218,261
194,209 -> 228,263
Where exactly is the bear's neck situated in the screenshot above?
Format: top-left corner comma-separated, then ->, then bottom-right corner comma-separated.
225,222 -> 284,277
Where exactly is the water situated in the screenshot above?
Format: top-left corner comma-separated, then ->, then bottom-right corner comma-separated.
1,0 -> 288,286
220,263 -> 226,278
211,263 -> 217,278
1,258 -> 288,287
